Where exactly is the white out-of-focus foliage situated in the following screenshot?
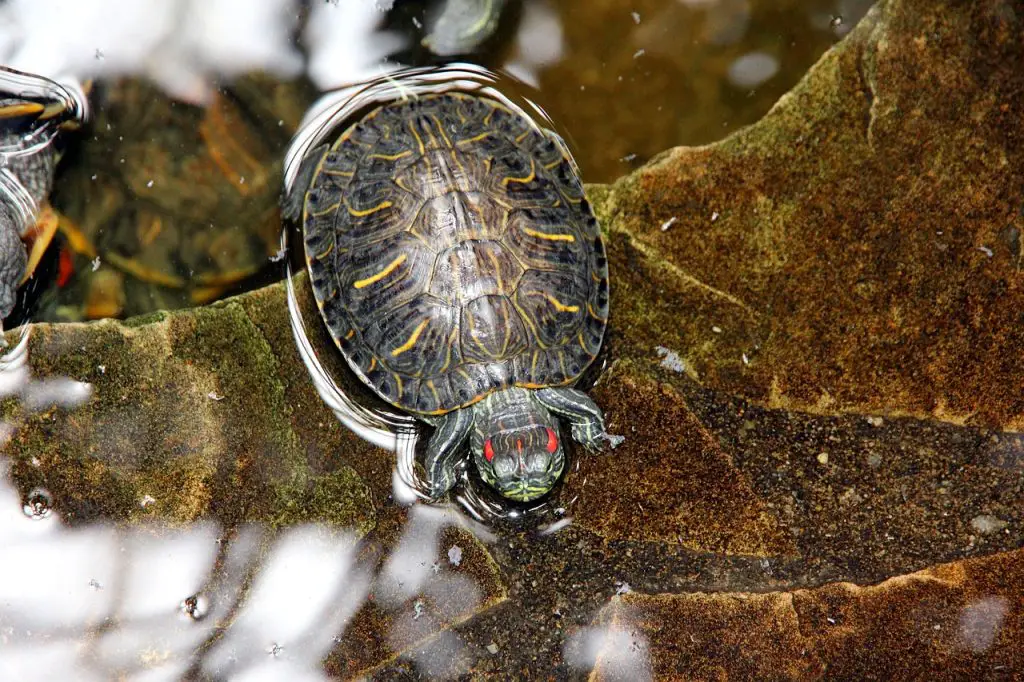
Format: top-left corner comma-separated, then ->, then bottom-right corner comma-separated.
0,0 -> 303,103
303,1 -> 407,91
0,450 -> 499,681
958,596 -> 1009,653
0,329 -> 92,410
727,50 -> 779,88
564,620 -> 653,682
502,0 -> 564,88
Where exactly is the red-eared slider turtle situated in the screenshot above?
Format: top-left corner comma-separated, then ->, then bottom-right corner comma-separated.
50,75 -> 313,318
0,67 -> 86,326
288,92 -> 616,501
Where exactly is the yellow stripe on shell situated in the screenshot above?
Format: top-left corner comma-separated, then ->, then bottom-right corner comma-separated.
431,115 -> 453,147
368,151 -> 413,161
523,227 -> 575,243
345,199 -> 392,217
0,102 -> 44,118
391,319 -> 429,357
531,292 -> 578,313
501,158 -> 536,186
353,253 -> 407,289
456,132 -> 491,146
308,201 -> 341,217
315,242 -> 334,261
407,121 -> 425,154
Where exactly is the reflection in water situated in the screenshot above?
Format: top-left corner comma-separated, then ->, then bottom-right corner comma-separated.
304,1 -> 408,92
0,0 -> 303,104
0,328 -> 91,409
564,621 -> 653,682
958,596 -> 1008,654
0,459 -> 575,679
726,51 -> 779,88
0,295 -> 635,679
2,0 -> 875,186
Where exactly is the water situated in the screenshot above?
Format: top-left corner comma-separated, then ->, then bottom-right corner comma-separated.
6,1 -> 1012,680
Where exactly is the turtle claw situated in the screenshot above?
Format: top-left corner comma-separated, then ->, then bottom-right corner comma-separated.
602,433 -> 626,449
569,421 -> 624,452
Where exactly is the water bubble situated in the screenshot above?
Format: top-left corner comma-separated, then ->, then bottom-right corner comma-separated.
180,593 -> 210,621
22,487 -> 53,519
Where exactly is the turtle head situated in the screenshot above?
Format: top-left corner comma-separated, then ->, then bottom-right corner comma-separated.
470,390 -> 565,502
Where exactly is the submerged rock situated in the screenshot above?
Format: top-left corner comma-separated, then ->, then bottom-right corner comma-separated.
1,0 -> 1022,677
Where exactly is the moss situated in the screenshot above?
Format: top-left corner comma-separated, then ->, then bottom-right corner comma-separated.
269,467 -> 374,535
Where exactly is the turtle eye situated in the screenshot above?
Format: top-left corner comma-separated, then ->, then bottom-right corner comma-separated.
484,439 -> 495,462
545,427 -> 558,453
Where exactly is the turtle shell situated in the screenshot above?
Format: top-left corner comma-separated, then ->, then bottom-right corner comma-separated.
303,92 -> 609,416
51,75 -> 314,312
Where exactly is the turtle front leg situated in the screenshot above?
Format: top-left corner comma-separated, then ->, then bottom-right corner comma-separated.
423,408 -> 474,497
534,387 -> 624,450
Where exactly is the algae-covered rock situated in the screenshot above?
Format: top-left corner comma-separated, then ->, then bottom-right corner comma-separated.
3,284 -> 376,533
2,0 -> 1023,677
602,0 -> 1024,430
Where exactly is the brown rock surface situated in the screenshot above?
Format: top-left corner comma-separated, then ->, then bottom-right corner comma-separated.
601,0 -> 1024,429
596,548 -> 1024,680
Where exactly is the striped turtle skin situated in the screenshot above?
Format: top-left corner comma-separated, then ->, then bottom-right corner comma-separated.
300,92 -> 615,501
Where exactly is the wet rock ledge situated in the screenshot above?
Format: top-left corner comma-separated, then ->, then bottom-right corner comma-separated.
3,0 -> 1024,678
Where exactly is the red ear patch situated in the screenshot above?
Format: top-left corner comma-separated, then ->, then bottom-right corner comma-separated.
484,439 -> 495,462
545,427 -> 558,453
